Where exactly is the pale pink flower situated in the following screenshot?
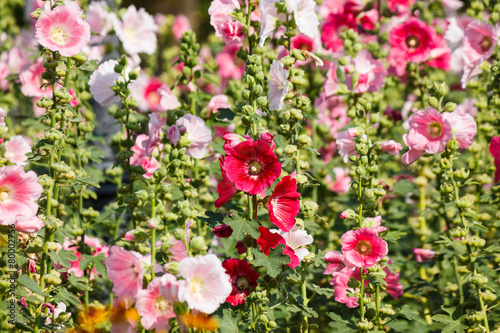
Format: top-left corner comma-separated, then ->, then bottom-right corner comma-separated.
441,0 -> 463,11
325,167 -> 351,194
105,246 -> 145,299
4,136 -> 31,166
0,61 -> 10,91
88,59 -> 122,106
207,94 -> 230,114
455,99 -> 477,117
144,113 -> 166,154
209,0 -> 245,45
380,140 -> 402,156
286,0 -> 319,38
323,251 -> 344,275
442,109 -> 477,149
413,248 -> 436,262
336,129 -> 358,163
35,2 -> 90,57
323,62 -> 339,97
157,84 -> 181,112
167,125 -> 181,145
135,274 -> 178,330
19,58 -> 51,98
259,0 -> 285,47
361,216 -> 387,234
401,108 -> 453,165
0,166 -> 43,226
271,226 -> 313,262
13,216 -> 44,233
86,1 -> 113,37
177,254 -> 232,314
130,134 -> 160,179
269,60 -> 289,111
0,107 -> 6,127
114,5 -> 158,55
341,228 -> 388,268
172,15 -> 192,40
347,49 -> 387,93
176,114 -> 212,159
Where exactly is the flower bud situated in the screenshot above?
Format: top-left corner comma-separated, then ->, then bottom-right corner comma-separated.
470,273 -> 488,286
443,102 -> 457,112
297,134 -> 311,147
30,8 -> 43,20
480,290 -> 497,302
301,201 -> 318,217
446,138 -> 460,151
380,305 -> 395,316
340,209 -> 356,220
256,96 -> 268,108
284,145 -> 298,154
468,311 -> 485,323
296,174 -> 307,184
190,236 -> 207,252
456,198 -> 473,209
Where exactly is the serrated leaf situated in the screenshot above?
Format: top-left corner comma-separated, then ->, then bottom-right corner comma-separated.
251,244 -> 291,277
399,305 -> 426,324
432,314 -> 467,333
199,211 -> 224,229
484,245 -> 500,253
287,294 -> 318,318
216,108 -> 236,121
224,212 -> 260,240
80,253 -> 108,278
384,230 -> 407,243
311,283 -> 333,296
54,287 -> 83,310
74,176 -> 101,188
48,249 -> 77,268
217,308 -> 241,333
68,273 -> 92,291
18,275 -> 49,297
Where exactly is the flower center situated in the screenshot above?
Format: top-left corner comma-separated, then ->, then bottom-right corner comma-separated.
124,26 -> 137,40
428,121 -> 443,139
356,241 -> 371,255
480,36 -> 492,52
405,36 -> 420,49
248,161 -> 262,175
0,186 -> 10,202
50,27 -> 68,45
236,276 -> 250,291
155,296 -> 170,314
189,277 -> 204,295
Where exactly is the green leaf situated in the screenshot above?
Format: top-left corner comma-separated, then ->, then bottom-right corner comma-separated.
484,245 -> 500,253
199,211 -> 224,229
384,230 -> 407,243
287,294 -> 318,318
18,275 -> 49,297
251,244 -> 291,277
80,253 -> 108,278
48,249 -> 78,269
216,108 -> 236,121
74,176 -> 101,188
224,212 -> 260,240
79,60 -> 98,71
68,273 -> 92,291
311,283 -> 333,296
327,312 -> 356,332
432,314 -> 467,333
217,308 -> 242,333
54,287 -> 84,310
399,305 -> 426,324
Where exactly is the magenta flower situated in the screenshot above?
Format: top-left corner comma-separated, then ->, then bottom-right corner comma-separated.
222,258 -> 260,306
323,251 -> 345,275
104,246 -> 145,299
209,0 -> 245,45
35,2 -> 90,57
401,108 -> 453,165
267,175 -> 300,232
341,228 -> 388,268
413,248 -> 436,262
489,136 -> 500,183
330,267 -> 364,308
389,18 -> 434,63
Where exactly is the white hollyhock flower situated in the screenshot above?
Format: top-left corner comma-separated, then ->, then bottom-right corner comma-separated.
268,60 -> 289,111
286,0 -> 319,38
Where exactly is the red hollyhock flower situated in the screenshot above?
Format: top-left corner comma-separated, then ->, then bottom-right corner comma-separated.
223,139 -> 281,195
213,224 -> 233,238
389,18 -> 434,63
215,157 -> 239,208
256,227 -> 300,268
222,259 -> 260,306
267,176 -> 300,232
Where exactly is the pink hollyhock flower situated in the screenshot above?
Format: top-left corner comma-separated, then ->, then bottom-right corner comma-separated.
320,11 -> 357,53
269,60 -> 290,111
442,109 -> 477,149
167,125 -> 181,145
286,0 -> 319,38
86,1 -> 113,38
145,113 -> 166,154
172,15 -> 191,40
489,136 -> 500,183
0,61 -> 10,91
291,34 -> 315,52
323,63 -> 339,97
216,45 -> 245,84
358,9 -> 378,31
114,5 -> 158,55
361,216 -> 387,234
401,108 -> 453,165
330,267 -> 363,308
383,264 -> 403,299
325,167 -> 351,194
207,94 -> 230,114
456,99 -> 477,117
13,216 -> 44,233
89,59 -> 122,106
209,0 -> 245,45
224,139 -> 282,195
387,0 -> 415,15
413,248 -> 436,262
176,114 -> 212,159
178,254 -> 232,314
341,227 -> 388,268
104,246 -> 145,299
272,226 -> 313,262
380,140 -> 403,156
267,175 -> 300,232
442,0 -> 463,11
35,2 -> 90,57
324,251 -> 345,275
215,157 -> 239,208
257,226 -> 299,268
130,74 -> 164,112
135,274 -> 178,330
157,83 -> 181,112
130,134 -> 159,179
222,133 -> 246,153
68,88 -> 79,107
222,258 -> 260,306
347,49 -> 387,93
0,166 -> 43,225
336,129 -> 358,163
19,58 -> 51,98
4,136 -> 31,166
389,18 -> 434,63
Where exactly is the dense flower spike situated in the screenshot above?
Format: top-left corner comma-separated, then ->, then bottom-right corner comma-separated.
267,175 -> 300,231
222,259 -> 260,306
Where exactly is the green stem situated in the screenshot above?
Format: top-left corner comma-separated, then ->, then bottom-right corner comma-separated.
301,264 -> 309,333
359,268 -> 365,321
477,287 -> 490,333
375,285 -> 382,330
252,195 -> 258,221
452,257 -> 464,305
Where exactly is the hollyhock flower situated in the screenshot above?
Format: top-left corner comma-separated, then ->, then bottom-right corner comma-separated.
489,136 -> 500,183
257,226 -> 299,268
207,94 -> 230,114
442,0 -> 463,11
215,157 -> 239,208
413,248 -> 436,262
135,274 -> 178,330
325,167 -> 351,194
157,83 -> 181,112
167,125 -> 181,145
4,136 -> 31,166
178,254 -> 232,314
176,114 -> 212,159
224,139 -> 281,195
213,224 -> 233,238
336,130 -> 358,163
442,109 -> 477,149
387,0 -> 415,15
105,246 -> 145,299
172,15 -> 192,40
19,58 -> 51,98
383,265 -> 403,299
222,259 -> 260,306
389,18 -> 434,63
286,0 -> 319,38
13,216 -> 44,233
144,113 -> 166,154
130,74 -> 164,112
0,61 -> 10,91
323,63 -> 339,97
324,251 -> 345,275
456,99 -> 477,117
292,35 -> 315,52
268,60 -> 289,111
401,108 -> 453,165
209,0 -> 245,45
35,1 -> 91,57
347,49 -> 387,93
130,134 -> 159,179
86,1 -> 113,37
361,216 -> 387,234
267,175 -> 300,232
273,226 -> 313,262
216,45 -> 245,84
321,11 -> 357,53
62,237 -> 109,280
114,5 -> 158,55
0,166 -> 43,225
330,267 -> 363,308
88,59 -> 122,106
341,228 -> 388,268
258,0 -> 285,47
380,140 -> 403,156
358,9 -> 378,31
110,297 -> 139,333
